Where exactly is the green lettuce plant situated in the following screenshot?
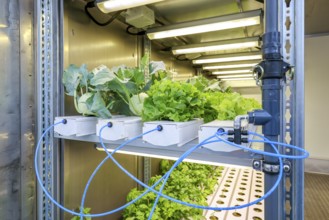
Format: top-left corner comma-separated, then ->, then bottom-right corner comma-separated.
123,160 -> 223,220
205,91 -> 261,120
142,80 -> 217,122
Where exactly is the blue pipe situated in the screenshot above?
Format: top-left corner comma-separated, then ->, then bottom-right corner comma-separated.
35,122 -> 308,219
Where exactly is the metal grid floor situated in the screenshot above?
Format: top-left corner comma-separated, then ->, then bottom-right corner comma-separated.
204,167 -> 264,220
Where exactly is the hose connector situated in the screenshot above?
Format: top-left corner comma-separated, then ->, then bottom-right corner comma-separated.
234,115 -> 249,130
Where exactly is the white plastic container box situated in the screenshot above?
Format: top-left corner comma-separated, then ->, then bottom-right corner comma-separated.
54,116 -> 98,136
142,119 -> 203,147
96,116 -> 142,141
198,120 -> 255,152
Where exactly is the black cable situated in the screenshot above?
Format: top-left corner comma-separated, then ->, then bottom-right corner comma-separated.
126,25 -> 146,36
85,1 -> 123,26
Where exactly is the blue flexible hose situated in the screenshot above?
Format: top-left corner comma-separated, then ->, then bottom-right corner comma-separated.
215,131 -> 309,159
35,121 -> 308,219
78,127 -> 221,218
79,125 -> 159,219
35,121 -> 219,218
147,132 -> 286,219
97,131 -> 280,211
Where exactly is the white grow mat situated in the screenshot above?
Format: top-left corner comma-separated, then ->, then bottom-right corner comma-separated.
204,167 -> 264,220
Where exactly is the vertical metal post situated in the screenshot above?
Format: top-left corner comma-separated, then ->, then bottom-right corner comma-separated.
279,0 -> 304,219
35,0 -> 62,219
290,0 -> 305,219
142,35 -> 152,184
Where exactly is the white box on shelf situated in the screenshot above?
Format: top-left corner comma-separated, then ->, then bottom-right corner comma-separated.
96,116 -> 142,141
198,120 -> 256,152
54,116 -> 98,136
142,119 -> 203,147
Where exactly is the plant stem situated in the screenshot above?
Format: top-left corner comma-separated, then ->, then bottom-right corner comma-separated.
73,90 -> 81,114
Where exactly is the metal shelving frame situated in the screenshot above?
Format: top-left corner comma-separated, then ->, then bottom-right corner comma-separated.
35,0 -> 63,219
35,0 -> 304,219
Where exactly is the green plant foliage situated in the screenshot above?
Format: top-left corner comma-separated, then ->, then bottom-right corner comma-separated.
205,91 -> 261,120
186,75 -> 223,92
123,161 -> 223,220
62,56 -> 167,118
142,80 -> 217,123
71,207 -> 92,220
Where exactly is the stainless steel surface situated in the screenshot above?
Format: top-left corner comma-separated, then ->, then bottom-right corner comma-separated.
0,0 -> 35,219
20,0 -> 35,219
36,0 -> 63,219
62,1 -> 142,219
63,141 -> 138,220
0,1 -> 20,219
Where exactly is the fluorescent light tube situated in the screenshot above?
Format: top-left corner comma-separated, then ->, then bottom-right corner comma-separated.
96,147 -> 246,168
193,52 -> 261,64
212,69 -> 252,75
216,74 -> 253,78
172,37 -> 259,55
203,61 -> 259,70
219,77 -> 254,81
147,9 -> 262,39
96,0 -> 164,13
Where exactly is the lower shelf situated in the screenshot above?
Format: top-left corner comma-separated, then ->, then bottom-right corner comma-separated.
204,167 -> 264,220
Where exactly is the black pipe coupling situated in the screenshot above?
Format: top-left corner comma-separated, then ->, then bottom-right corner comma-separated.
248,109 -> 272,126
253,32 -> 291,81
262,32 -> 281,59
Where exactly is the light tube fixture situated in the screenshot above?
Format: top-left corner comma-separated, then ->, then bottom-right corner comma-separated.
95,147 -> 246,168
212,69 -> 252,75
172,37 -> 259,55
147,9 -> 262,39
96,0 -> 164,13
193,52 -> 262,64
216,74 -> 253,79
219,77 -> 254,81
203,61 -> 259,70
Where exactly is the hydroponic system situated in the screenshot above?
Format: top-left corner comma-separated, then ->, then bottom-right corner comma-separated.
34,0 -> 306,220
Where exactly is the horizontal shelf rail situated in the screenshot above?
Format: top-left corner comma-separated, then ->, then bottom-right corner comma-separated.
55,133 -> 263,168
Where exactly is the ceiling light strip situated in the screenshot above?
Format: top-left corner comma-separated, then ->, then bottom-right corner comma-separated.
203,62 -> 259,70
96,0 -> 164,13
219,77 -> 255,81
216,74 -> 254,78
193,52 -> 262,64
212,69 -> 252,75
147,9 -> 262,39
172,37 -> 260,55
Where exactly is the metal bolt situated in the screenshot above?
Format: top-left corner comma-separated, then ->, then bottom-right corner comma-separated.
253,161 -> 260,168
283,164 -> 290,172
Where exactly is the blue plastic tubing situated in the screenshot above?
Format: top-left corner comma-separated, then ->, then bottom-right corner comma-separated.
34,121 -> 308,219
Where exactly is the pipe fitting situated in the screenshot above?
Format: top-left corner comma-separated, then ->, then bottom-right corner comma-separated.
234,115 -> 249,130
248,110 -> 272,126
